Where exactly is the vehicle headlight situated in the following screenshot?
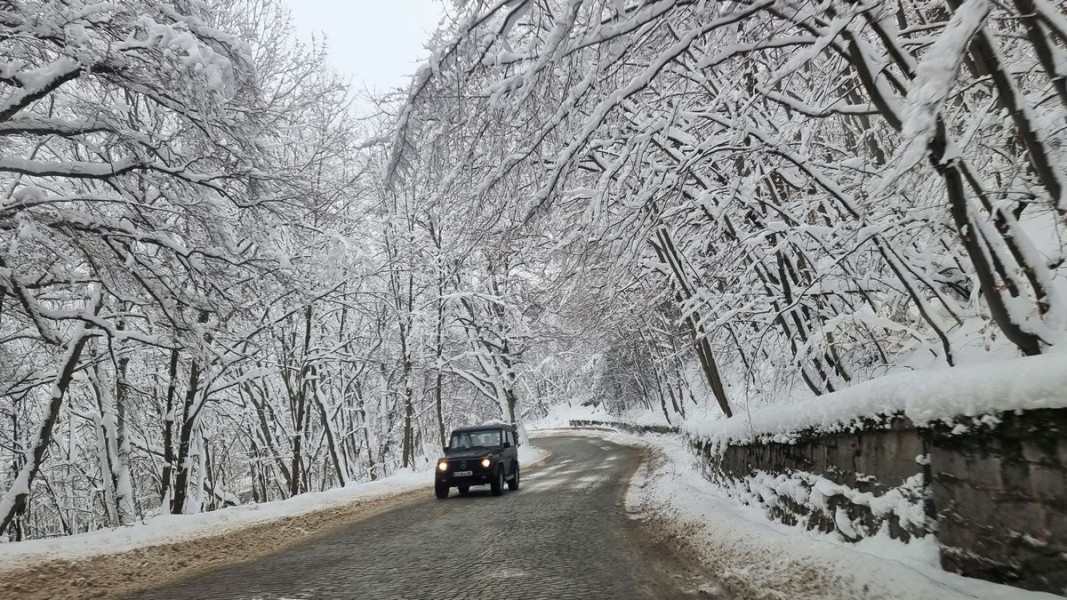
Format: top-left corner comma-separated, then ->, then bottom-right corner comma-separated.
438,461 -> 448,472
480,457 -> 491,468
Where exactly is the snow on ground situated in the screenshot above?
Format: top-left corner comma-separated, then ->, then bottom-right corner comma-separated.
531,401 -> 674,429
519,441 -> 550,465
0,442 -> 549,573
546,426 -> 1056,600
0,470 -> 430,571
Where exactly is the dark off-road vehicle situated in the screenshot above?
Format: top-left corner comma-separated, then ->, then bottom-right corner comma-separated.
435,424 -> 520,499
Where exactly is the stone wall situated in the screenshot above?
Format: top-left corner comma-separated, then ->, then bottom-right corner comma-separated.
707,416 -> 924,490
687,409 -> 1067,596
692,417 -> 930,543
929,409 -> 1067,593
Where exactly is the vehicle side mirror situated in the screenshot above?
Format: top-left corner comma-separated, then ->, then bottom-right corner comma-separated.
442,446 -> 448,454
502,441 -> 511,448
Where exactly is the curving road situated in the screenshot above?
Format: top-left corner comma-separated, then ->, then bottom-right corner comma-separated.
128,436 -> 712,599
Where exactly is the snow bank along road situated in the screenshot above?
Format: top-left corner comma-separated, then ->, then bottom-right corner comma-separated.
127,435 -> 713,599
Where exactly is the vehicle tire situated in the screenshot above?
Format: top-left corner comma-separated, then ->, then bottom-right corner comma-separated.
507,462 -> 520,491
490,467 -> 505,496
458,485 -> 470,495
435,483 -> 449,499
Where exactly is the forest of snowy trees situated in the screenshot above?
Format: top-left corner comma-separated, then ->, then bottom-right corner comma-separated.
1,0 -> 1065,542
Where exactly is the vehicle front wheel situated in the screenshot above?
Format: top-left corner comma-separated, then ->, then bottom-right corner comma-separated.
507,463 -> 520,491
435,483 -> 449,499
490,467 -> 505,496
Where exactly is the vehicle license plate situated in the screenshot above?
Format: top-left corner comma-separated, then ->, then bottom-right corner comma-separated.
453,471 -> 472,477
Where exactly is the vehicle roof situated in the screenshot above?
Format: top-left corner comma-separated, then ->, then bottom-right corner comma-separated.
450,424 -> 510,433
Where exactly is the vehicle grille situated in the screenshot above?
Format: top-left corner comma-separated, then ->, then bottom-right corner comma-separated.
446,459 -> 486,473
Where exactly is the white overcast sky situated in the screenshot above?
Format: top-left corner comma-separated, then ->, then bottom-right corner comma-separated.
284,0 -> 446,95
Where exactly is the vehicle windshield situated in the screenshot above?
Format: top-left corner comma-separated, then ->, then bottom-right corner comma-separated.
448,429 -> 503,449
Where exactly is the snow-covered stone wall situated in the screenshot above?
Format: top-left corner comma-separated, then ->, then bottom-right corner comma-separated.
691,409 -> 1067,595
930,408 -> 1067,594
693,417 -> 930,543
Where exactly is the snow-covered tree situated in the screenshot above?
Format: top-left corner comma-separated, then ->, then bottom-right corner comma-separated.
391,0 -> 1067,423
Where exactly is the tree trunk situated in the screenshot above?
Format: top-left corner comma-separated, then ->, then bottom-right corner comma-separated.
310,366 -> 346,488
114,345 -> 135,525
399,317 -> 415,469
91,356 -> 119,527
171,311 -> 211,515
931,122 -> 1043,356
650,228 -> 733,417
160,348 -> 179,504
170,356 -> 203,514
0,323 -> 93,537
434,278 -> 447,449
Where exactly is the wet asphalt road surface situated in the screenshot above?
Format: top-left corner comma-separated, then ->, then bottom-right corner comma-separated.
129,436 -> 708,599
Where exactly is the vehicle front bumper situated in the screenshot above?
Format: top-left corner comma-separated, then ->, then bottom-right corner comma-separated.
436,459 -> 496,485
